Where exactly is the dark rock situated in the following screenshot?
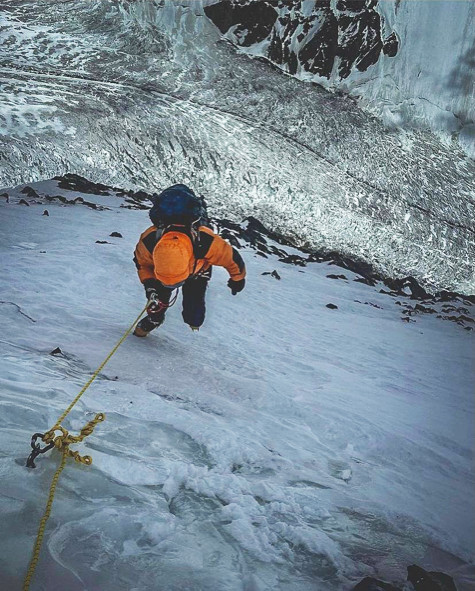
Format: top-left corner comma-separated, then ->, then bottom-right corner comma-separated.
95,240 -> 110,244
54,173 -> 111,195
18,199 -> 30,206
213,218 -> 475,321
327,274 -> 347,280
354,276 -> 377,286
352,576 -> 401,590
317,251 -> 377,281
338,9 -> 383,78
45,194 -> 67,204
446,314 -> 473,324
364,301 -> 382,309
133,190 -> 150,201
109,232 -> 123,238
43,210 -> 49,216
407,564 -> 457,591
437,290 -> 475,305
297,8 -> 338,79
384,276 -> 431,300
279,254 -> 307,266
204,1 -> 277,47
0,192 -> 9,202
337,0 -> 367,11
414,304 -> 436,314
215,217 -> 382,287
262,270 -> 281,280
326,303 -> 338,309
44,193 -> 106,211
120,187 -> 153,210
50,347 -> 64,356
213,217 -> 295,261
383,31 -> 399,57
220,229 -> 242,248
206,1 -> 398,82
20,186 -> 40,198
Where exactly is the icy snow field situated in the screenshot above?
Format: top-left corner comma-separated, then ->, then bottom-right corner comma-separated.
0,182 -> 474,591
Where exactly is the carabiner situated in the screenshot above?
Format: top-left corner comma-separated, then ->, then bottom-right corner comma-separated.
26,433 -> 55,468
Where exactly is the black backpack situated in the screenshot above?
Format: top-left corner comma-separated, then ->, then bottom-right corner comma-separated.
149,184 -> 208,229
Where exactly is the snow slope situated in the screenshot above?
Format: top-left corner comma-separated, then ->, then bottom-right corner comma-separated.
0,180 -> 473,590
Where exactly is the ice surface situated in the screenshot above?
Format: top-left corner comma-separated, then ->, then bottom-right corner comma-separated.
0,180 -> 473,590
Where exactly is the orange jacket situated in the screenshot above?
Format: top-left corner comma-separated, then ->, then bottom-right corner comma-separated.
134,226 -> 246,285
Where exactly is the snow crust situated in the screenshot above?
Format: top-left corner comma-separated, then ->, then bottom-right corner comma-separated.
0,180 -> 473,590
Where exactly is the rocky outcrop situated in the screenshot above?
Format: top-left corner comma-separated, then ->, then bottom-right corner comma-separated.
407,564 -> 458,591
351,564 -> 459,591
204,0 -> 398,80
352,576 -> 400,591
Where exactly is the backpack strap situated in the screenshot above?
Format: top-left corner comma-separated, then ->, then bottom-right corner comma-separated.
161,223 -> 196,242
159,225 -> 215,261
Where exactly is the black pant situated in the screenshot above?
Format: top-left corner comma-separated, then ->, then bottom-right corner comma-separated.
147,272 -> 210,328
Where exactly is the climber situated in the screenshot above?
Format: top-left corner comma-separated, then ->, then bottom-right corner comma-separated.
133,184 -> 246,336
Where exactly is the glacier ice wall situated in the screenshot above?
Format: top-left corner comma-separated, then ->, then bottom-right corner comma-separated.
0,0 -> 474,293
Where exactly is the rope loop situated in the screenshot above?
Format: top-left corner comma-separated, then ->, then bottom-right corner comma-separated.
42,413 -> 105,465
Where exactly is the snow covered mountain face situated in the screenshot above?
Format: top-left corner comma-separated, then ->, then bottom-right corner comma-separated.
1,0 -> 474,295
204,0 -> 475,157
0,178 -> 474,590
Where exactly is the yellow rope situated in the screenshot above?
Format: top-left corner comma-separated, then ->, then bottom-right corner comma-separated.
50,302 -> 149,430
23,448 -> 68,591
23,302 -> 149,591
23,415 -> 104,591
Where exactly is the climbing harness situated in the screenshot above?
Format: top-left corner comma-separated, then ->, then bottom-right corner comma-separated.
22,301 -> 149,591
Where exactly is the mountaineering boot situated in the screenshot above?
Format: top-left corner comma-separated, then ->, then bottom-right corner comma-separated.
133,316 -> 162,337
189,325 -> 200,332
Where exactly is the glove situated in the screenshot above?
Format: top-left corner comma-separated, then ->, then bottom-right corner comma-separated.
145,287 -> 158,304
144,289 -> 163,321
227,278 -> 245,295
